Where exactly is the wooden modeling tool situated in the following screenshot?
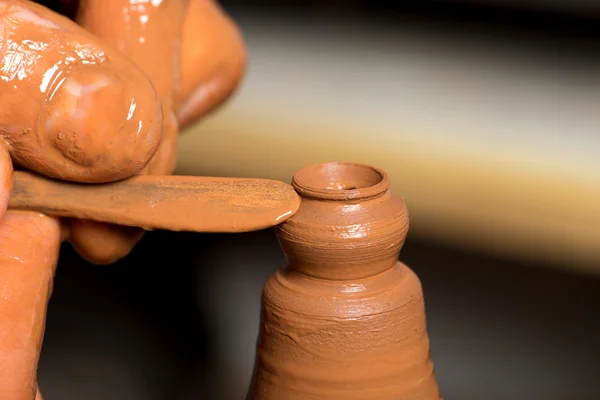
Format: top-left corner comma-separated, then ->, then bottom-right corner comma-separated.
8,171 -> 301,233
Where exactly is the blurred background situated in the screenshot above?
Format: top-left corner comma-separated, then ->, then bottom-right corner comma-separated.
38,1 -> 600,399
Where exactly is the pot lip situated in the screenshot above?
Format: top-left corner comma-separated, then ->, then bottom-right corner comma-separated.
292,162 -> 390,201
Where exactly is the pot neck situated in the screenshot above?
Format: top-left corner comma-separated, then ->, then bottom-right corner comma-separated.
291,162 -> 389,202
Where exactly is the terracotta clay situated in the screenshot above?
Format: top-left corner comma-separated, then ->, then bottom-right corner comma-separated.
70,0 -> 185,262
179,0 -> 247,128
70,0 -> 246,264
0,0 -> 162,183
247,162 -> 441,400
77,0 -> 185,176
0,2 -> 244,397
9,170 -> 300,232
0,211 -> 61,400
77,0 -> 247,170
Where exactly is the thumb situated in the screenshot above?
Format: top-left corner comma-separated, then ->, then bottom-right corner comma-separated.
0,148 -> 61,399
0,1 -> 162,183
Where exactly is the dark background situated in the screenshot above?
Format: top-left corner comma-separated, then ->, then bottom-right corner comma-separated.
34,1 -> 600,399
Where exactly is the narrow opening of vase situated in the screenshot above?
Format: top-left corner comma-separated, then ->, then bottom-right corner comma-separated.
292,162 -> 389,200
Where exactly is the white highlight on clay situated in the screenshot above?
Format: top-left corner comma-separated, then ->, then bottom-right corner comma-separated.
340,223 -> 369,239
137,120 -> 143,137
127,99 -> 137,120
39,63 -> 59,93
63,74 -> 111,97
128,0 -> 163,7
276,210 -> 293,222
45,72 -> 113,132
8,255 -> 24,264
341,283 -> 367,293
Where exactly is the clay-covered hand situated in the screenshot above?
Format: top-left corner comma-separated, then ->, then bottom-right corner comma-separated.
69,0 -> 247,264
0,1 -> 245,398
0,1 -> 163,398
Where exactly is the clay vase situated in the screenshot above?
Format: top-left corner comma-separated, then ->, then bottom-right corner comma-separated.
246,162 -> 441,400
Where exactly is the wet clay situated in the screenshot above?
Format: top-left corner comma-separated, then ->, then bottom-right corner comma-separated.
0,0 -> 162,183
71,0 -> 184,263
71,0 -> 246,264
179,0 -> 247,128
247,162 -> 441,400
9,170 -> 300,232
0,210 -> 61,400
0,97 -> 53,400
77,0 -> 247,168
77,0 -> 185,176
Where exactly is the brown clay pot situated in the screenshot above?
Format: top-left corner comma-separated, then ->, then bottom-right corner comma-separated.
247,162 -> 441,400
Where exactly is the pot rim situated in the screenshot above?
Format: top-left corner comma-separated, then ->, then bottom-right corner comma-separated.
292,162 -> 390,201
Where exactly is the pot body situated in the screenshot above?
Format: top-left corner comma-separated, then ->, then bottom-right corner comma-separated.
246,162 -> 441,400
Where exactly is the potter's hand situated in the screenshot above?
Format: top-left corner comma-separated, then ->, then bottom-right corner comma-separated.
68,0 -> 246,264
0,1 -> 244,398
0,2 -> 168,399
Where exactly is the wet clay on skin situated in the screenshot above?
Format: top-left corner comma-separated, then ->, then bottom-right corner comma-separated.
0,0 -> 163,183
9,170 -> 300,232
0,3 -> 242,398
179,0 -> 246,127
71,0 -> 246,263
77,0 -> 247,167
247,162 -> 441,400
77,0 -> 185,176
71,0 -> 183,262
0,211 -> 61,400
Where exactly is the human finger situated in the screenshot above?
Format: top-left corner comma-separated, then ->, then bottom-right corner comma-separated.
0,145 -> 60,398
178,0 -> 246,129
70,0 -> 186,264
0,210 -> 61,400
66,219 -> 144,265
77,0 -> 185,175
0,0 -> 163,183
